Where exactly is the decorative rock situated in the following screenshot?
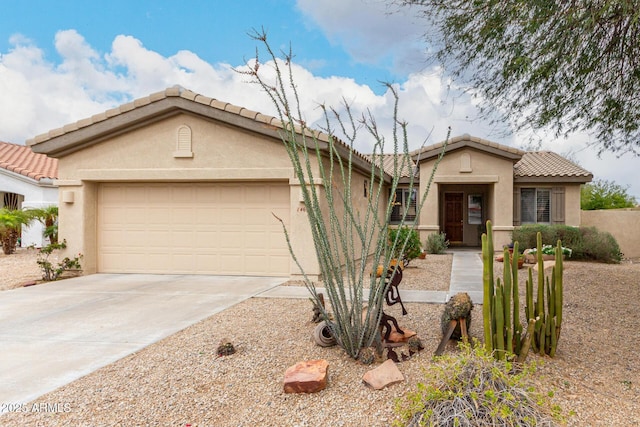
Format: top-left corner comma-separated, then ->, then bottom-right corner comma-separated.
283,359 -> 329,393
216,339 -> 236,356
22,280 -> 38,287
533,260 -> 556,271
362,359 -> 404,390
386,326 -> 417,344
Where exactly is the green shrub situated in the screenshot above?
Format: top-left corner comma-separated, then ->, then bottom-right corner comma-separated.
37,240 -> 84,281
572,227 -> 622,263
389,226 -> 423,261
393,341 -> 566,426
511,225 -> 622,263
425,232 -> 449,254
511,224 -> 555,250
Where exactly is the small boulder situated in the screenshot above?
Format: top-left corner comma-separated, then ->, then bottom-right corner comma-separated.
283,359 -> 329,393
362,359 -> 404,390
386,327 -> 417,344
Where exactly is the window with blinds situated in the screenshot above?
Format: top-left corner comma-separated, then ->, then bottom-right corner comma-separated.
521,188 -> 551,224
390,188 -> 417,223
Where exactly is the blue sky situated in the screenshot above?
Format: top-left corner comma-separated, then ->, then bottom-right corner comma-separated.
0,0 -> 637,198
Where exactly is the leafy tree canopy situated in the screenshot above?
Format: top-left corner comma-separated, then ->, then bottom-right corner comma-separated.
398,0 -> 640,154
581,179 -> 637,210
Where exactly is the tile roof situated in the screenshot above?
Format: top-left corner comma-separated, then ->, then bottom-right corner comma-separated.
412,133 -> 525,161
366,154 -> 416,178
515,151 -> 593,180
27,86 -> 374,166
0,141 -> 58,181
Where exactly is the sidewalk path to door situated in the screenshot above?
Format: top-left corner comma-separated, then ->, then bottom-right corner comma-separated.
258,250 -> 485,304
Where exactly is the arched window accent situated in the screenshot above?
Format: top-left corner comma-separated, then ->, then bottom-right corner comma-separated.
173,125 -> 193,158
460,153 -> 472,172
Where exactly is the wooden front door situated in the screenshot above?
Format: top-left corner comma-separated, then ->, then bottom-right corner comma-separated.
444,193 -> 464,243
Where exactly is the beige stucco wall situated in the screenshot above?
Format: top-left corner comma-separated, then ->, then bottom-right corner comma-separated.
581,208 -> 640,259
55,113 -> 331,278
418,148 -> 516,249
564,184 -> 582,226
52,111 -> 388,280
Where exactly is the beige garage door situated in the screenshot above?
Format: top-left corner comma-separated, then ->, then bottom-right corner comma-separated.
97,182 -> 290,276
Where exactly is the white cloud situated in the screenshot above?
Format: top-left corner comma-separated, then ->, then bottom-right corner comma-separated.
0,28 -> 637,200
296,0 -> 428,75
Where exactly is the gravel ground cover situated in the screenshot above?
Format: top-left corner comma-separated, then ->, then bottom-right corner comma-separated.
1,249 -> 639,426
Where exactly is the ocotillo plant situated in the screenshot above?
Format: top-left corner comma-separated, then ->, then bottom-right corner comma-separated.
242,29 -> 447,359
482,221 -> 564,361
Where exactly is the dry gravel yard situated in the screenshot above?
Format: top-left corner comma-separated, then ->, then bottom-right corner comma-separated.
1,250 -> 639,426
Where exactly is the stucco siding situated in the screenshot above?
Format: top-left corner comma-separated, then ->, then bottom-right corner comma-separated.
581,208 -> 640,259
418,147 -> 516,248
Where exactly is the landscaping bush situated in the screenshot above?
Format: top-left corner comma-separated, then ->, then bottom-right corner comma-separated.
511,225 -> 622,263
425,232 -> 449,254
511,224 -> 556,250
393,341 -> 565,426
571,227 -> 622,263
388,226 -> 423,262
37,240 -> 84,281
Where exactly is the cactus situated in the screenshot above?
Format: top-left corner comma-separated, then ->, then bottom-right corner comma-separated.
481,226 -> 494,352
481,221 -> 564,361
525,234 -> 564,357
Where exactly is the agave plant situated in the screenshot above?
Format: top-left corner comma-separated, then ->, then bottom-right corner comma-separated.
0,208 -> 33,254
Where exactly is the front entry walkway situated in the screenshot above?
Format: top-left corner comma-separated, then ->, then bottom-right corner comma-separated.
258,250 -> 485,304
447,251 -> 484,303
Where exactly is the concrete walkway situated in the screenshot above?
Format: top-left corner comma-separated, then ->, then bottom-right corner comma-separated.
257,250 -> 484,304
447,251 -> 484,304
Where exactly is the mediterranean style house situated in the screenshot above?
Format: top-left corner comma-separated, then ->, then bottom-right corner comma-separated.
27,87 -> 592,280
0,141 -> 58,247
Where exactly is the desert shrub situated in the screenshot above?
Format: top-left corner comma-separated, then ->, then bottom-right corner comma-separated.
393,341 -> 566,427
511,224 -> 556,249
572,227 -> 622,263
512,225 -> 622,263
425,232 -> 449,254
389,226 -> 423,262
37,240 -> 84,281
548,225 -> 582,250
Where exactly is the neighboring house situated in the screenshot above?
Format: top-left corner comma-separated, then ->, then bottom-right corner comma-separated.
27,87 -> 592,279
0,141 -> 58,247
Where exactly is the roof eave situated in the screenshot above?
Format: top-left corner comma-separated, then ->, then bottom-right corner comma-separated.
514,174 -> 593,184
27,91 -> 390,182
413,139 -> 523,163
0,167 -> 52,187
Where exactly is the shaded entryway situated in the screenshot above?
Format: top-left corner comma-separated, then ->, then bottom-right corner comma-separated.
440,184 -> 490,247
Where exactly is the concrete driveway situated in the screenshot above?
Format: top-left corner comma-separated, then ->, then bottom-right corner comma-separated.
0,274 -> 286,407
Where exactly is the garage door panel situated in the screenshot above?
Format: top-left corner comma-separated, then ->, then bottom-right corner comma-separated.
98,183 -> 290,276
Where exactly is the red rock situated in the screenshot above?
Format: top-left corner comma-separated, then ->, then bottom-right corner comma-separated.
283,359 -> 329,393
362,359 -> 404,390
386,327 -> 417,343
